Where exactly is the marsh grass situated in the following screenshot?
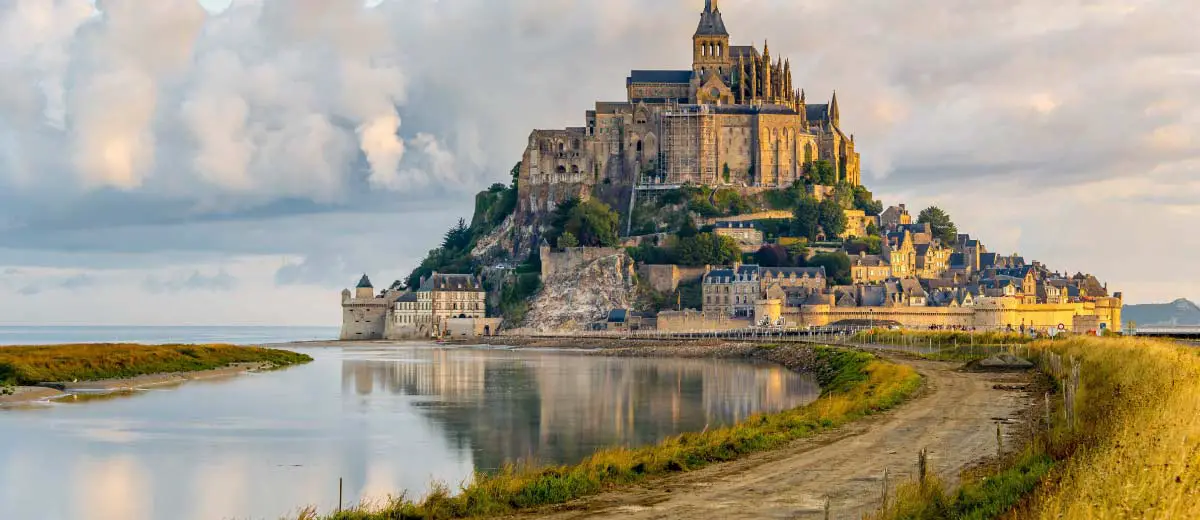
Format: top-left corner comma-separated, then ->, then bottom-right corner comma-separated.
873,336 -> 1200,520
307,347 -> 923,520
0,343 -> 312,385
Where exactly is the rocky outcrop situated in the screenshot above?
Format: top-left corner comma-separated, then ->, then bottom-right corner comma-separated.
521,250 -> 638,332
471,213 -> 542,264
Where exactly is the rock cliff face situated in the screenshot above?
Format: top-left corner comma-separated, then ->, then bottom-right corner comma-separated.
471,213 -> 542,264
521,250 -> 638,332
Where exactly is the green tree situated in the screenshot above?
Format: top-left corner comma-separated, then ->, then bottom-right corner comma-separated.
678,216 -> 699,239
844,236 -> 883,256
510,162 -> 522,189
808,252 -> 853,285
557,231 -> 579,248
675,233 -> 741,266
818,199 -> 848,239
808,160 -> 838,185
833,183 -> 855,210
442,218 -> 471,252
918,206 -> 959,244
852,186 -> 884,216
547,198 -> 621,248
865,220 -> 881,237
755,244 -> 794,267
792,195 -> 820,239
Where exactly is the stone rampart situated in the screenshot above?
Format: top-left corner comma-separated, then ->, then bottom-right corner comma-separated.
700,210 -> 793,226
657,310 -> 751,332
790,297 -> 1122,332
638,264 -> 708,293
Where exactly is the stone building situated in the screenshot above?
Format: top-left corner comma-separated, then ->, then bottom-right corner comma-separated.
880,204 -> 912,231
340,273 -> 498,340
841,209 -> 878,239
703,264 -> 826,318
391,273 -> 489,338
850,253 -> 891,284
714,221 -> 764,251
517,0 -> 862,224
339,275 -> 391,340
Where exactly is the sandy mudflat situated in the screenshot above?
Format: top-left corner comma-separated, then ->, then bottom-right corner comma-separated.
0,362 -> 271,406
0,386 -> 67,405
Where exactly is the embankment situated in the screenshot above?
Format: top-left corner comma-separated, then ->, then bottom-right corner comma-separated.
300,343 -> 923,520
0,344 -> 312,404
875,336 -> 1200,519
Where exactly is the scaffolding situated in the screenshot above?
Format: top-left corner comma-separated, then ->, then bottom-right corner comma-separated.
644,105 -> 717,188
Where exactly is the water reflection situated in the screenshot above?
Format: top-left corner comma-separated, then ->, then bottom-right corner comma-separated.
0,346 -> 819,520
341,348 -> 820,470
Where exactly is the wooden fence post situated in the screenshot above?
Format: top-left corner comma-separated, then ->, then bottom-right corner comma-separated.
918,447 -> 928,485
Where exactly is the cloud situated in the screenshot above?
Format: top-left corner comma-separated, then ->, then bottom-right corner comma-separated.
143,269 -> 238,294
0,0 -> 1197,324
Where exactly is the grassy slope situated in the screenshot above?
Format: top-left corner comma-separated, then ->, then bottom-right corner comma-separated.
304,346 -> 923,520
873,336 -> 1200,520
0,344 -> 313,385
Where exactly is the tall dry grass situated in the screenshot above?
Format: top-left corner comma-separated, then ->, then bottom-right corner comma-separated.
1023,336 -> 1200,519
873,336 -> 1199,519
0,343 -> 312,385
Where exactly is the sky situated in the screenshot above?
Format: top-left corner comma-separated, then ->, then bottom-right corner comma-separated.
0,0 -> 1196,326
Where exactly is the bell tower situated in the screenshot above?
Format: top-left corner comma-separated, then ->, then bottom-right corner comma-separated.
692,0 -> 731,81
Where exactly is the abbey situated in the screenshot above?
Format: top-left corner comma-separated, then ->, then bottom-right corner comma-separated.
517,0 -> 861,218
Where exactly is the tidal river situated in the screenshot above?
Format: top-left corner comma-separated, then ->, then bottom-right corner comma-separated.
0,344 -> 820,520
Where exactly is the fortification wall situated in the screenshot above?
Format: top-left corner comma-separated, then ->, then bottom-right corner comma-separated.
701,210 -> 793,226
340,300 -> 389,340
638,264 -> 708,293
791,298 -> 1122,332
657,310 -> 750,332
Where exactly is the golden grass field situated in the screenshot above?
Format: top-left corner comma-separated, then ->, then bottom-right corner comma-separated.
0,343 -> 312,386
875,336 -> 1199,519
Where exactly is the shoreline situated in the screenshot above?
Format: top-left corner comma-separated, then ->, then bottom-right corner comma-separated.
1,362 -> 274,406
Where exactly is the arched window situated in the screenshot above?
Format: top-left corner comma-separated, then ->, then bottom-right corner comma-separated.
556,165 -> 567,174
805,143 -> 814,163
558,142 -> 564,152
572,139 -> 580,150
570,165 -> 580,173
636,140 -> 643,153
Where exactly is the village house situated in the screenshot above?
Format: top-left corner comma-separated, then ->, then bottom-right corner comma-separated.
714,221 -> 765,252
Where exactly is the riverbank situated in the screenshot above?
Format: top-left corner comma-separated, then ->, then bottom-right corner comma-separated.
299,341 -> 924,520
0,344 -> 312,405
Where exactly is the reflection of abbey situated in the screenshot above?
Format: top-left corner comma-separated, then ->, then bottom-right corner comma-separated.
518,0 -> 860,218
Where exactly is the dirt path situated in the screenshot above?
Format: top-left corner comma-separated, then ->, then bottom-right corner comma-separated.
522,358 -> 1033,520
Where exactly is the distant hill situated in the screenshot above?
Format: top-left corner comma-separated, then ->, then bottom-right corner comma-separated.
1123,299 -> 1200,326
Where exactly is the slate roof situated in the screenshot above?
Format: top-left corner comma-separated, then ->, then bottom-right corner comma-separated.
628,70 -> 693,85
418,273 -> 485,293
806,104 -> 830,122
850,254 -> 887,267
356,274 -> 373,289
607,309 -> 629,324
715,221 -> 758,229
949,253 -> 967,269
712,104 -> 799,115
760,266 -> 827,279
728,45 -> 760,60
979,253 -> 1000,268
694,3 -> 729,36
395,293 -> 418,303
